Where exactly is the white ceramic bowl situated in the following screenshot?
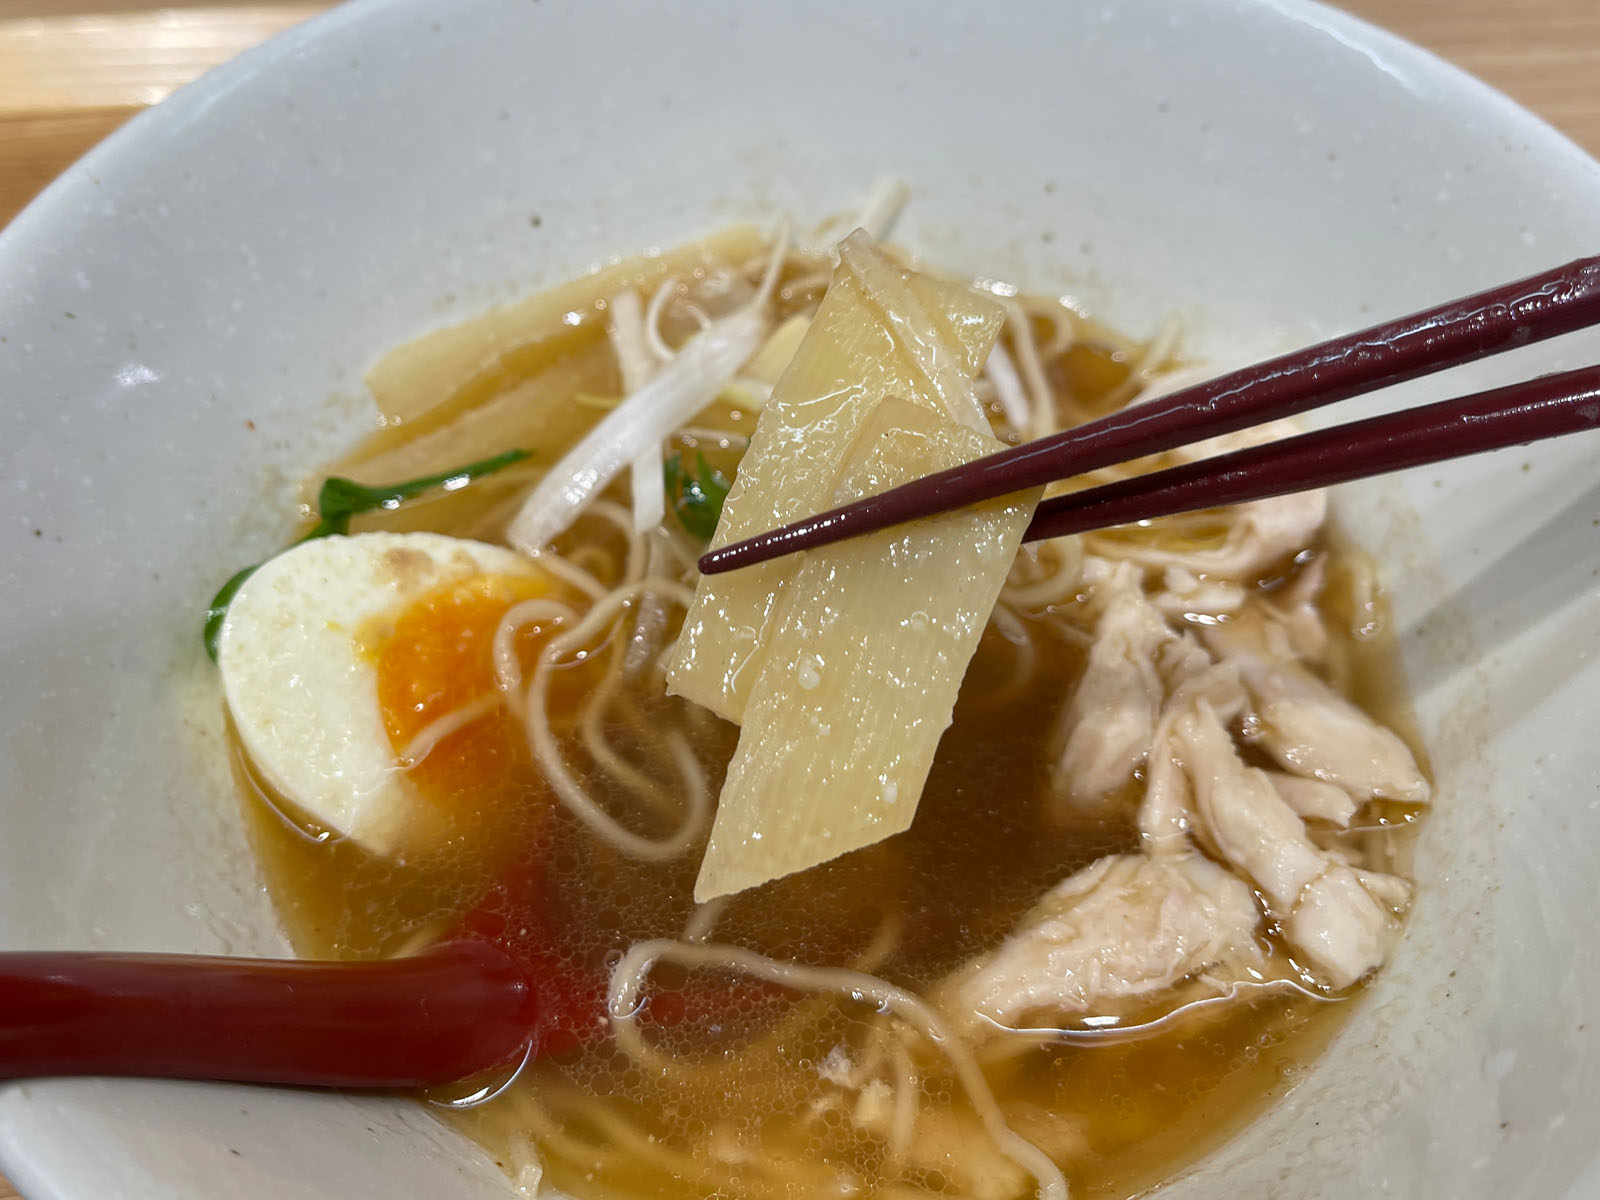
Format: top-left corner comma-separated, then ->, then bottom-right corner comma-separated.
1,1 -> 1597,1197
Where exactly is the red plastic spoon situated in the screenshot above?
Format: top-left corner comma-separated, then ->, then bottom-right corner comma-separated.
0,938 -> 541,1088
0,828 -> 778,1089
0,854 -> 744,1089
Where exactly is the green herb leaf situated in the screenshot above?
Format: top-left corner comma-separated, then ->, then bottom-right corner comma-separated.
666,450 -> 732,544
202,563 -> 261,664
316,448 -> 534,527
663,452 -> 683,503
202,447 -> 532,663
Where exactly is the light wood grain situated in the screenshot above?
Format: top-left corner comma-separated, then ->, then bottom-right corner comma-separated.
0,3 -> 1595,1198
0,6 -> 322,113
0,107 -> 134,224
0,0 -> 1596,232
0,5 -> 326,223
1341,0 -> 1600,154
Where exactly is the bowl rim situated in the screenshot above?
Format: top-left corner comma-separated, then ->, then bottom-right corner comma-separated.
3,0 -> 1597,260
3,1 -> 1599,1199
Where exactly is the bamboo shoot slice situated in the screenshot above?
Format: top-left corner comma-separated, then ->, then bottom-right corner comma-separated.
693,397 -> 1040,902
365,224 -> 765,432
835,232 -> 993,434
668,235 -> 1003,723
743,314 -> 813,386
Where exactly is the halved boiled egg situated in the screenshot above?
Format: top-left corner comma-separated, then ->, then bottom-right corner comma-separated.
217,531 -> 553,856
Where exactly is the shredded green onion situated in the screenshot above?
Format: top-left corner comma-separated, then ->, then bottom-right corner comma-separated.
665,450 -> 733,545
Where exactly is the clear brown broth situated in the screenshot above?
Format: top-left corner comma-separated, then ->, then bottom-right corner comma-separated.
236,268 -> 1426,1199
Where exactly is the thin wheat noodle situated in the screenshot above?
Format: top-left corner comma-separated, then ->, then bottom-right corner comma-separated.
654,524 -> 703,574
577,636 -> 684,820
396,692 -> 504,768
1002,538 -> 1084,610
554,1095 -> 716,1179
1043,610 -> 1096,647
681,897 -> 729,944
566,545 -> 617,582
644,276 -> 682,363
1002,300 -> 1057,439
525,579 -> 706,860
578,498 -> 647,584
853,910 -> 904,975
492,597 -> 577,704
609,909 -> 905,1087
990,600 -> 1035,647
607,940 -> 1069,1200
1025,298 -> 1079,359
473,1089 -> 651,1187
1099,314 -> 1184,412
752,222 -> 793,309
526,551 -> 608,602
528,704 -> 708,862
512,1081 -> 849,1197
1137,314 -> 1183,382
624,537 -> 674,678
542,577 -> 695,669
887,1037 -> 919,1166
738,238 -> 818,286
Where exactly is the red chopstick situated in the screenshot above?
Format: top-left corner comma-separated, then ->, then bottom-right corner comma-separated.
698,255 -> 1600,574
1025,365 -> 1600,543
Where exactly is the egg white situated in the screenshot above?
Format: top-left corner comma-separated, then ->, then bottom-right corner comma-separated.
217,531 -> 542,855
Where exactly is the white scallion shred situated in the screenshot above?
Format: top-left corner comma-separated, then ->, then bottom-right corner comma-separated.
507,226 -> 790,555
853,178 -> 910,242
983,339 -> 1032,437
609,289 -> 667,533
629,452 -> 666,534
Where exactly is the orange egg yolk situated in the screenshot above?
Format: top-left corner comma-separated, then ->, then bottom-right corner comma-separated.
372,572 -> 556,847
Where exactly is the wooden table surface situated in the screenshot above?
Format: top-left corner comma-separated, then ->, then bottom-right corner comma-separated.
0,0 -> 1596,1196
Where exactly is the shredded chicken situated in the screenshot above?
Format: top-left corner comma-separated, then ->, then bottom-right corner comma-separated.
1269,771 -> 1357,826
942,852 -> 1264,1031
1048,560 -> 1172,814
1207,618 -> 1431,804
1138,635 -> 1247,852
1149,565 -> 1246,621
990,477 -> 1425,1023
1172,702 -> 1409,989
1261,554 -> 1330,662
1177,703 -> 1325,906
1289,864 -> 1410,990
1088,420 -> 1328,588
